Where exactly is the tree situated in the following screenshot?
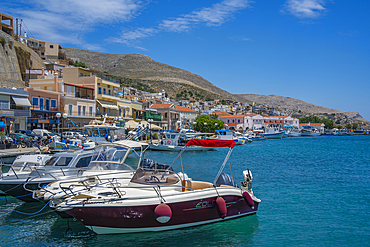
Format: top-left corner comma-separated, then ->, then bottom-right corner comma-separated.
193,115 -> 224,133
336,125 -> 343,129
73,60 -> 88,68
345,123 -> 352,129
352,123 -> 359,129
321,118 -> 335,129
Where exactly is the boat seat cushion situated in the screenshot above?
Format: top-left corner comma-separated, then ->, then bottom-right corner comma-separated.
185,181 -> 213,191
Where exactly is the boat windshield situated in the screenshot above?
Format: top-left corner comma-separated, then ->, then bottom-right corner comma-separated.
87,145 -> 134,171
130,168 -> 180,185
45,156 -> 73,167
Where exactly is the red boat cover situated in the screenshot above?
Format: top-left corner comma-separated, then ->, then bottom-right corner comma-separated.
186,139 -> 235,148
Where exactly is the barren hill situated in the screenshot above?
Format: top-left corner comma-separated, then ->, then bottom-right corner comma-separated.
62,47 -> 245,102
238,94 -> 369,125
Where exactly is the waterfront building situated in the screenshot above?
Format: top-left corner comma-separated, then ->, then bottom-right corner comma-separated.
62,82 -> 95,128
26,73 -> 63,130
0,87 -> 31,133
149,103 -> 180,130
218,114 -> 265,130
63,67 -> 123,122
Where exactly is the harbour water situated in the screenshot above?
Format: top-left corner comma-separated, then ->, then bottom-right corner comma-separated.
0,135 -> 369,246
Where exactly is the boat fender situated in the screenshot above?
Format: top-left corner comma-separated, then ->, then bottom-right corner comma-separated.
216,197 -> 227,219
242,191 -> 255,208
154,203 -> 172,223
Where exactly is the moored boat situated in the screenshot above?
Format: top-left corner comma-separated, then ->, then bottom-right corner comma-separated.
53,139 -> 260,234
150,132 -> 214,151
261,127 -> 284,139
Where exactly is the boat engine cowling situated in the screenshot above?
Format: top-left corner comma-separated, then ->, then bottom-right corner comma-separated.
243,169 -> 253,183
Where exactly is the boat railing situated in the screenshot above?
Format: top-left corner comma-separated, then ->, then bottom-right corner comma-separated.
0,163 -> 42,180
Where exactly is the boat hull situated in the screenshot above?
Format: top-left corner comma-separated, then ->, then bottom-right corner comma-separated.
262,132 -> 284,139
0,182 -> 47,202
63,192 -> 259,234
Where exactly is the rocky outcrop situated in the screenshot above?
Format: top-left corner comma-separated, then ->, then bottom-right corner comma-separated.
0,30 -> 44,88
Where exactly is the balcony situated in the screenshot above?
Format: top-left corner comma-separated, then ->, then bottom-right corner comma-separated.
0,108 -> 30,117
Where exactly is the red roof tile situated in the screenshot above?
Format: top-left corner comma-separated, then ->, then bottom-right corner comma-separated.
175,106 -> 197,113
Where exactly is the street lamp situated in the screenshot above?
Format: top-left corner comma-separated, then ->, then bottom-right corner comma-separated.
62,113 -> 67,131
148,119 -> 153,140
56,113 -> 61,133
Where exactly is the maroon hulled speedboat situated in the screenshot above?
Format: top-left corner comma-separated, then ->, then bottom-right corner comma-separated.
54,139 -> 260,234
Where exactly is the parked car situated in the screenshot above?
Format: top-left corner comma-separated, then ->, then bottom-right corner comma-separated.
74,132 -> 86,139
62,132 -> 76,139
33,129 -> 59,141
8,133 -> 30,142
14,130 -> 41,139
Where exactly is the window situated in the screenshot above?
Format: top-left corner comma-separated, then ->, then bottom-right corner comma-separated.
76,156 -> 92,168
80,73 -> 83,77
55,157 -> 73,166
82,106 -> 86,116
108,89 -> 111,95
78,105 -> 81,116
32,97 -> 38,106
51,99 -> 56,108
103,88 -> 106,94
39,98 -> 44,111
50,45 -> 54,48
68,104 -> 73,115
89,106 -> 93,116
0,101 -> 9,109
238,119 -> 240,123
66,86 -> 72,96
98,87 -> 102,94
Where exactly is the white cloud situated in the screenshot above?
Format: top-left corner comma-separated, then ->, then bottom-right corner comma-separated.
112,0 -> 251,46
111,27 -> 157,45
159,0 -> 251,32
5,0 -> 145,49
282,0 -> 326,18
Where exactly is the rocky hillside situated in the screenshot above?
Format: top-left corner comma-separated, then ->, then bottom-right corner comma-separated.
238,94 -> 369,126
61,47 -> 246,102
0,30 -> 44,88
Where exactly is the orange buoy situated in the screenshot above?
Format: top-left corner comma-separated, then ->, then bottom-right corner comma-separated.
216,197 -> 227,218
154,203 -> 172,223
242,191 -> 255,208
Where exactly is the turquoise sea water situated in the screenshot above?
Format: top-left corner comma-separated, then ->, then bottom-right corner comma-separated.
0,135 -> 370,246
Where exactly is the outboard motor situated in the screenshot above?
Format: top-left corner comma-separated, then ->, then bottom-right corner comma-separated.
241,169 -> 253,192
216,173 -> 236,187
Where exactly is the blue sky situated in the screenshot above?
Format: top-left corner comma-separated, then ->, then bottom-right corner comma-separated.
2,0 -> 370,121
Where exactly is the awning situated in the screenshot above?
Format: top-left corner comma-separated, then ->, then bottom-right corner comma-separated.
97,100 -> 119,110
116,102 -> 130,108
186,139 -> 235,148
12,96 -> 31,107
133,108 -> 145,112
0,121 -> 5,127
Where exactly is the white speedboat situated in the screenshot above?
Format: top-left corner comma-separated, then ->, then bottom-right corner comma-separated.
207,130 -> 245,145
54,139 -> 260,234
0,151 -> 93,202
0,154 -> 53,198
300,126 -> 321,136
261,127 -> 285,139
150,132 -> 214,151
33,140 -> 149,205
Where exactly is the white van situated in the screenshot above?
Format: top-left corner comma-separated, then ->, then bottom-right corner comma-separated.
33,129 -> 56,140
